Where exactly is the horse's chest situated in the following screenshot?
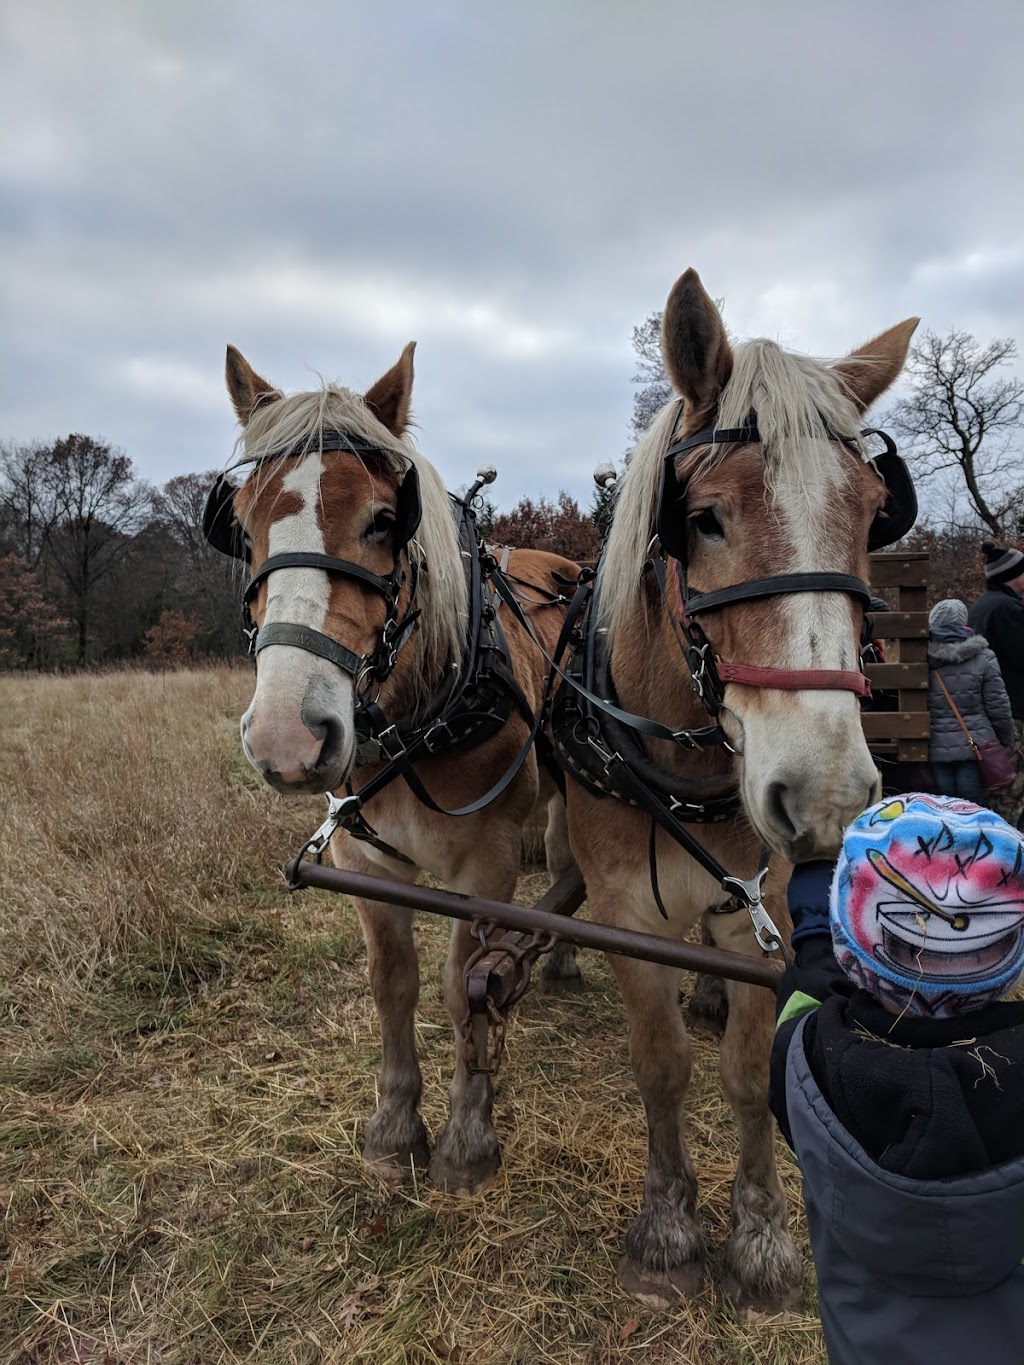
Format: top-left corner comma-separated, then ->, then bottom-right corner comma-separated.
352,788 -> 481,880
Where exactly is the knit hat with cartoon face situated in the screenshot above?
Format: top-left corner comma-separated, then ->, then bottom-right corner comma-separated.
982,540 -> 1024,584
830,794 -> 1024,1018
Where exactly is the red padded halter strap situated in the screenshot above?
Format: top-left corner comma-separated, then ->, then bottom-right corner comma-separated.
715,661 -> 871,696
671,561 -> 872,698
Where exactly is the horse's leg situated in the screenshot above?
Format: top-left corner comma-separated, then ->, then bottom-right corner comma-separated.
610,953 -> 704,1306
708,906 -> 803,1317
428,828 -> 521,1194
342,840 -> 430,1180
538,793 -> 583,993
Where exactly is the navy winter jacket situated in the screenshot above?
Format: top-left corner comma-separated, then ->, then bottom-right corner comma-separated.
968,584 -> 1024,719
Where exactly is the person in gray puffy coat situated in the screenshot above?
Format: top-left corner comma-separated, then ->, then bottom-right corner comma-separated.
927,598 -> 1012,803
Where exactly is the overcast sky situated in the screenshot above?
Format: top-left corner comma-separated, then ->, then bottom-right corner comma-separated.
2,0 -> 1022,510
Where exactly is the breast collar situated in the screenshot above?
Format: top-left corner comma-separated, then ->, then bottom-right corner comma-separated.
320,496 -> 539,865
550,567 -> 740,826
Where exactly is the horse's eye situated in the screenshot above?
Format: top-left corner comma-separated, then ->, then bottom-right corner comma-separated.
365,510 -> 396,543
692,508 -> 724,541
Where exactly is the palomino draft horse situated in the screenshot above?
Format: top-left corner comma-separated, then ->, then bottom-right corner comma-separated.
209,343 -> 578,1192
564,270 -> 918,1314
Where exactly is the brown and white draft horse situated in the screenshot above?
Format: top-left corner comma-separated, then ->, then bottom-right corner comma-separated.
220,343 -> 578,1192
566,270 -> 918,1314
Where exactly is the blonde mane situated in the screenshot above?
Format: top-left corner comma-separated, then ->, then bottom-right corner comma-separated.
598,339 -> 866,643
233,382 -> 468,684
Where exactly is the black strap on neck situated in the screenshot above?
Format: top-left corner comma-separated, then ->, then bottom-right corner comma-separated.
489,568 -> 730,753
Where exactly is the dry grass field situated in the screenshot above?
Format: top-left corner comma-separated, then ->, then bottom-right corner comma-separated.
0,668 -> 826,1364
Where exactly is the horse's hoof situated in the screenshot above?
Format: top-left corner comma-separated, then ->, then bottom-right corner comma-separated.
617,1255 -> 705,1307
684,973 -> 729,1039
427,1148 -> 500,1196
362,1112 -> 430,1180
685,1000 -> 727,1040
721,1231 -> 804,1318
539,966 -> 585,994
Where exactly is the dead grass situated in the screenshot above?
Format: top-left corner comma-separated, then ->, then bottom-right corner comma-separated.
0,667 -> 825,1364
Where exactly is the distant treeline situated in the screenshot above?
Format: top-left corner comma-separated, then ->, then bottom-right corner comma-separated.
0,434 -> 997,671
0,436 -> 243,669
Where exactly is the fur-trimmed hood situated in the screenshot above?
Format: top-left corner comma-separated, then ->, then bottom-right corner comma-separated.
927,632 -> 991,665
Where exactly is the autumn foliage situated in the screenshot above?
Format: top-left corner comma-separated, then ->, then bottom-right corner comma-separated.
488,490 -> 603,563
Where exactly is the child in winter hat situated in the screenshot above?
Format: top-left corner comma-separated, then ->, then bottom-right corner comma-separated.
830,792 -> 1024,1016
770,794 -> 1024,1365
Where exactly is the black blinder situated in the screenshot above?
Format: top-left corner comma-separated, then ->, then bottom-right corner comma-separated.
394,466 -> 422,548
203,475 -> 248,560
655,421 -> 917,562
656,451 -> 690,565
863,428 -> 918,551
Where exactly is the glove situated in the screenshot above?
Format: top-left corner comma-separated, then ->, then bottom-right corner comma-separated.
787,860 -> 836,946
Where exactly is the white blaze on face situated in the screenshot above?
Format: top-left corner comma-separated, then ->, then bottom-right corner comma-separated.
263,455 -> 331,631
241,453 -> 357,786
736,442 -> 879,859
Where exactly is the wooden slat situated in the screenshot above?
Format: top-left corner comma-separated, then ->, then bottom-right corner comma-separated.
861,713 -> 931,740
864,662 -> 928,688
899,742 -> 931,762
868,556 -> 930,589
870,613 -> 928,639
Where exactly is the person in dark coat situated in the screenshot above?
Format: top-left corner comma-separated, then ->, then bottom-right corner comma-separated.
969,541 -> 1024,826
927,597 -> 1013,803
770,794 -> 1024,1365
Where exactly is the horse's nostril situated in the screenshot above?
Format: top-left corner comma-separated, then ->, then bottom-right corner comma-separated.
314,715 -> 345,773
766,780 -> 797,842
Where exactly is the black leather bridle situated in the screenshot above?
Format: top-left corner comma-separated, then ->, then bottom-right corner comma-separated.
203,431 -> 423,692
654,405 -> 917,718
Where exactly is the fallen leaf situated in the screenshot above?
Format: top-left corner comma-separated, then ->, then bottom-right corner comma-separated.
619,1316 -> 640,1342
300,1234 -> 316,1253
358,1215 -> 389,1240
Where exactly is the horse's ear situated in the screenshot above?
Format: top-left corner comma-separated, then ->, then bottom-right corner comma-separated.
225,346 -> 282,424
662,269 -> 733,416
364,342 -> 416,436
833,319 -> 920,413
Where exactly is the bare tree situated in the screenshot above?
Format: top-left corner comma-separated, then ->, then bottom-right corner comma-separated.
628,310 -> 673,447
151,470 -> 245,656
0,441 -> 61,568
886,330 -> 1024,536
40,435 -> 149,664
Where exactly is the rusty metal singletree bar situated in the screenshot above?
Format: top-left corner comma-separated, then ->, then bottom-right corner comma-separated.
291,861 -> 784,990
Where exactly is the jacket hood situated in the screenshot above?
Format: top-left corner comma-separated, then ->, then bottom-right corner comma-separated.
787,1024 -> 1024,1295
927,632 -> 990,664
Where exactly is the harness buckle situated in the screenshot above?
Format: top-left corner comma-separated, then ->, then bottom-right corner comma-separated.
376,725 -> 406,760
422,721 -> 455,754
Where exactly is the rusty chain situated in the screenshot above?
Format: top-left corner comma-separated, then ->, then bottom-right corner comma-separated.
459,919 -> 560,1076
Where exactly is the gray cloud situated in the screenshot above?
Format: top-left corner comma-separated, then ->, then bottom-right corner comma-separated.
2,0 -> 1022,506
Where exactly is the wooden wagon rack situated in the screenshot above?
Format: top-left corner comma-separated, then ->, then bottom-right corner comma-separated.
863,549 -> 931,765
